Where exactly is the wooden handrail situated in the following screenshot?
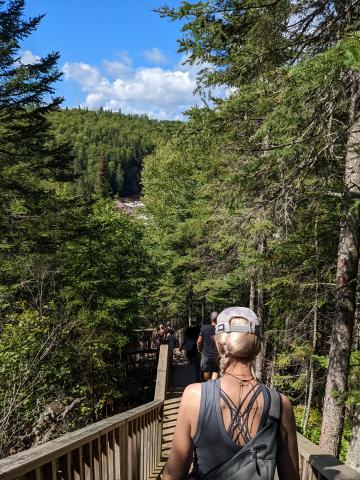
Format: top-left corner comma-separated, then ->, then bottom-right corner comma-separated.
0,344 -> 173,480
154,344 -> 171,401
297,433 -> 360,480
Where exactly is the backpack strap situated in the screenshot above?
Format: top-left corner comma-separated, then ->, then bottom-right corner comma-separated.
267,388 -> 282,422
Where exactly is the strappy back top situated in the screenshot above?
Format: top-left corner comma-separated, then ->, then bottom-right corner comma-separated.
192,379 -> 271,475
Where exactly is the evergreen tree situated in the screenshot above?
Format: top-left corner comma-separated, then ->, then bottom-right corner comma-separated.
0,0 -> 74,312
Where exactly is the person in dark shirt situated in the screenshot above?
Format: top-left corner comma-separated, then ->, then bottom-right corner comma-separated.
197,311 -> 219,381
180,321 -> 200,365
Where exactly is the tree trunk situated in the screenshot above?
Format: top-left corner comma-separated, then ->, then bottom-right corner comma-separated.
303,213 -> 319,432
250,274 -> 256,311
269,347 -> 276,389
187,286 -> 193,327
255,235 -> 267,381
320,71 -> 360,456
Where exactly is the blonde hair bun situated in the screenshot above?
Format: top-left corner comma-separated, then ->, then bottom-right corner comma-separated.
215,316 -> 261,374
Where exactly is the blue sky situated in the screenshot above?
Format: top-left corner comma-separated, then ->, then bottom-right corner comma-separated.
21,0 -> 203,119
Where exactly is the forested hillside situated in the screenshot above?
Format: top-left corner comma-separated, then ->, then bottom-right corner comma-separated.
50,109 -> 179,197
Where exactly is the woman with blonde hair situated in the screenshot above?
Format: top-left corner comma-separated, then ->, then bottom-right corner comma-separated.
162,307 -> 300,479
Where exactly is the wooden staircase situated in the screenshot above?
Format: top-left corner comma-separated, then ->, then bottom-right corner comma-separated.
161,397 -> 182,460
158,348 -> 200,477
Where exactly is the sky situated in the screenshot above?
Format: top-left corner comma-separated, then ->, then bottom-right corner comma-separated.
21,0 -> 203,120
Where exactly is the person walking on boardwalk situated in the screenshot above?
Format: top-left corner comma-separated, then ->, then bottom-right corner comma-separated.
197,311 -> 219,381
162,307 -> 300,480
180,321 -> 201,380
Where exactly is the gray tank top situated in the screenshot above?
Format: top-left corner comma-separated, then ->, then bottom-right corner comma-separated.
192,379 -> 277,475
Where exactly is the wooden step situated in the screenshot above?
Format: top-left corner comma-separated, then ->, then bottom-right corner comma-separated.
162,432 -> 175,443
164,403 -> 181,411
163,420 -> 176,431
163,406 -> 180,416
164,396 -> 182,405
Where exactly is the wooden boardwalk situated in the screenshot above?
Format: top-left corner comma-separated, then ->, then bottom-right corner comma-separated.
2,342 -> 359,480
161,349 -> 199,462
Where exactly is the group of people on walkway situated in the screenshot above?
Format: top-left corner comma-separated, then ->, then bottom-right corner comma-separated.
155,321 -> 175,347
163,306 -> 300,480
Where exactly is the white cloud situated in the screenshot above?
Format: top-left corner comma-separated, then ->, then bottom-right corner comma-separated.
103,60 -> 132,78
103,52 -> 133,78
20,50 -> 40,65
62,58 -> 202,120
143,48 -> 167,65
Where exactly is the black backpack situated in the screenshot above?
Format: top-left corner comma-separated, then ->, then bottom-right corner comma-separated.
190,388 -> 281,480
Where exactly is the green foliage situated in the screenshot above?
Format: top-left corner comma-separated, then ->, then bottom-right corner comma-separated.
294,406 -> 353,462
295,405 -> 322,444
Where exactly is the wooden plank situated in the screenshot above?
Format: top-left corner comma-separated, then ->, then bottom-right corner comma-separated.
162,433 -> 175,443
101,434 -> 108,480
127,422 -> 132,480
92,439 -> 101,480
156,407 -> 162,468
119,424 -> 128,480
108,430 -> 114,480
51,459 -> 57,480
150,410 -> 155,474
144,413 -> 149,480
163,420 -> 177,429
152,410 -> 157,473
113,428 -> 120,480
139,416 -> 144,480
79,446 -> 85,480
163,397 -> 181,406
163,414 -> 179,422
163,406 -> 180,415
35,467 -> 43,480
66,452 -> 72,480
154,345 -> 169,401
83,443 -> 91,480
131,420 -> 138,480
73,449 -> 80,480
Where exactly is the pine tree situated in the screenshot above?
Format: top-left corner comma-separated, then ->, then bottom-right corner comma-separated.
0,0 -> 74,311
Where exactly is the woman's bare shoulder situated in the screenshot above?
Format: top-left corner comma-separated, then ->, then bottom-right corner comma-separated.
279,393 -> 294,414
278,393 -> 297,431
182,382 -> 202,400
179,383 -> 202,412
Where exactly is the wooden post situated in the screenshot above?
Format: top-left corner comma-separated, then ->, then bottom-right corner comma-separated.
108,430 -> 115,480
101,433 -> 108,480
114,428 -> 121,480
120,424 -> 128,480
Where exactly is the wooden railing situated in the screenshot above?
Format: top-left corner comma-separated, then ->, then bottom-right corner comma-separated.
297,433 -> 360,480
0,344 -> 172,480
